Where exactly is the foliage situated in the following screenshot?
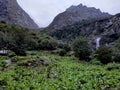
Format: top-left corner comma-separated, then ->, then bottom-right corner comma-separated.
63,44 -> 71,52
59,49 -> 67,56
112,48 -> 120,63
95,46 -> 113,64
57,42 -> 64,48
0,22 -> 58,55
72,37 -> 92,61
0,52 -> 120,90
90,58 -> 102,65
106,63 -> 120,71
109,39 -> 120,62
113,53 -> 120,63
39,39 -> 58,50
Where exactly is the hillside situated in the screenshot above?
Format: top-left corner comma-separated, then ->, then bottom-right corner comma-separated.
48,4 -> 111,29
48,13 -> 120,49
0,0 -> 38,29
0,21 -> 58,55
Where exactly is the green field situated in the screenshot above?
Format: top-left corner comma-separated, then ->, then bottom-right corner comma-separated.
0,51 -> 120,90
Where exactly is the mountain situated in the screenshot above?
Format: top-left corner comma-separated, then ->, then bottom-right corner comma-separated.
47,13 -> 120,50
0,0 -> 39,29
48,4 -> 111,29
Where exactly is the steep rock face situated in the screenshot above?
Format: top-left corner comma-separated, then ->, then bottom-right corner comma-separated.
49,13 -> 120,49
48,4 -> 111,29
0,0 -> 39,29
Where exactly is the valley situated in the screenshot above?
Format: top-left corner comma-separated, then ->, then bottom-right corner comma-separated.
0,0 -> 120,90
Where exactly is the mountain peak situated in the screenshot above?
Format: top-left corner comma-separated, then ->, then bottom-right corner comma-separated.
66,4 -> 107,14
66,4 -> 86,11
0,0 -> 39,29
48,4 -> 111,29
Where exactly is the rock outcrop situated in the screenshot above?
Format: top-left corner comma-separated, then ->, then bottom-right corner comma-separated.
0,0 -> 39,29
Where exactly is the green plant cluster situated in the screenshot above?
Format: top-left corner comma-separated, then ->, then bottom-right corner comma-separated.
72,36 -> 120,64
0,21 -> 58,55
95,46 -> 113,64
72,37 -> 92,61
0,52 -> 120,90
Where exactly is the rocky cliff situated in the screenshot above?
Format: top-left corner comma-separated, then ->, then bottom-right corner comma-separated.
48,4 -> 111,29
48,13 -> 120,49
0,0 -> 39,29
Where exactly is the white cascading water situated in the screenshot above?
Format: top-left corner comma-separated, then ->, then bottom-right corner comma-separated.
96,37 -> 101,49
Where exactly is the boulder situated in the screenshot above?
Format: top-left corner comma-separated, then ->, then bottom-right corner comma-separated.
40,58 -> 51,65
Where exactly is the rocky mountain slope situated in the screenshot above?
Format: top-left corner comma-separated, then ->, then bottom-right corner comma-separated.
48,13 -> 120,49
48,4 -> 111,29
0,0 -> 39,29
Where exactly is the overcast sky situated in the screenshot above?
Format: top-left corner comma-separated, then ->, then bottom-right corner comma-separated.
17,0 -> 120,27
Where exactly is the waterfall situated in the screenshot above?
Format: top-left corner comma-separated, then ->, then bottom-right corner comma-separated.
96,37 -> 101,49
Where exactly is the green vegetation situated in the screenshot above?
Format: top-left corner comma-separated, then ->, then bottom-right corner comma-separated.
111,39 -> 120,63
38,38 -> 58,50
0,21 -> 120,90
59,49 -> 67,56
0,51 -> 120,90
72,37 -> 92,60
95,46 -> 113,64
0,21 -> 58,55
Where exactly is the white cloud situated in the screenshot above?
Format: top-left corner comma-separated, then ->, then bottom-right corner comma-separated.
17,0 -> 120,27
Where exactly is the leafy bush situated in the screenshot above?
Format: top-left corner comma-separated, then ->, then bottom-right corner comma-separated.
11,48 -> 26,56
106,63 -> 120,71
112,48 -> 120,63
72,37 -> 92,61
96,46 -> 113,64
63,44 -> 71,52
59,49 -> 67,56
39,39 -> 58,50
11,56 -> 26,63
58,42 -> 64,48
0,61 -> 6,67
0,80 -> 7,86
25,37 -> 39,50
16,59 -> 34,66
90,59 -> 102,65
110,39 -> 120,62
113,53 -> 120,63
0,22 -> 59,55
57,43 -> 71,52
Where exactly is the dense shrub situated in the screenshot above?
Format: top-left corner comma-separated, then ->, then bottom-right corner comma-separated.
12,48 -> 26,56
0,22 -> 59,54
58,43 -> 64,48
63,44 -> 71,52
0,24 -> 29,56
112,49 -> 120,62
11,56 -> 27,63
25,36 -> 39,50
106,63 -> 120,71
110,39 -> 120,62
59,49 -> 67,56
39,39 -> 58,50
0,61 -> 6,67
90,59 -> 102,65
57,43 -> 71,52
95,46 -> 113,64
72,37 -> 92,61
113,53 -> 120,63
8,28 -> 27,56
